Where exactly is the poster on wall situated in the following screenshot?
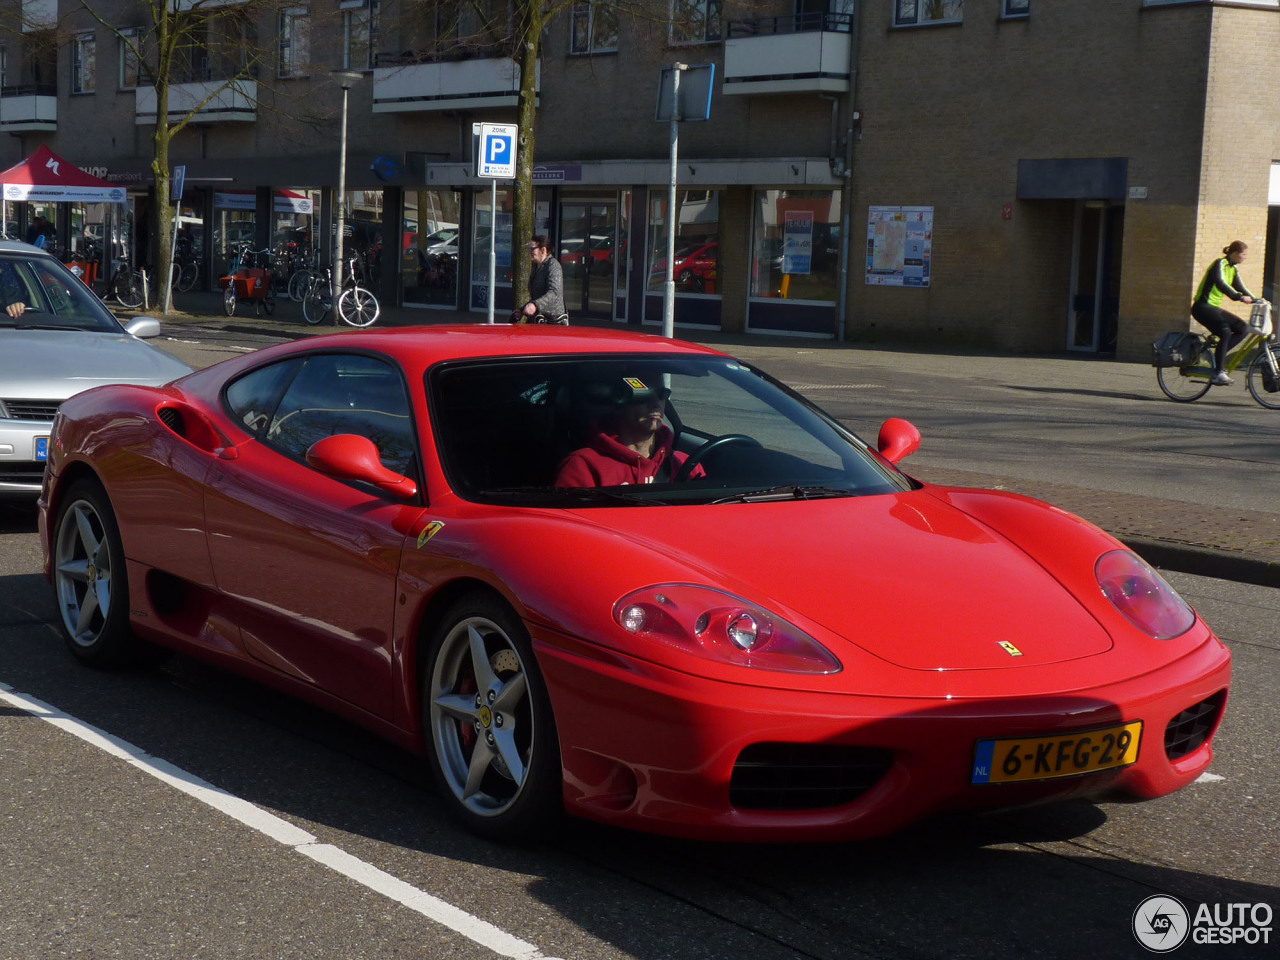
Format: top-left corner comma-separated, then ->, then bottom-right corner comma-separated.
865,206 -> 932,287
782,210 -> 814,275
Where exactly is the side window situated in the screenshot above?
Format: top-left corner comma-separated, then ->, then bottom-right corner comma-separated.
265,353 -> 417,479
225,358 -> 304,435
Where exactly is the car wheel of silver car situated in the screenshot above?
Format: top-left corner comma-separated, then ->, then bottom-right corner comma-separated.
53,480 -> 137,666
424,594 -> 561,841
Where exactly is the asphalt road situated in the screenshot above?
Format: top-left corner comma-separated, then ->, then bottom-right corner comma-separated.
1,327 -> 1276,959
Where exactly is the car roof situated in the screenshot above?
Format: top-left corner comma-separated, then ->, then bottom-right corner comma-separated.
0,239 -> 55,258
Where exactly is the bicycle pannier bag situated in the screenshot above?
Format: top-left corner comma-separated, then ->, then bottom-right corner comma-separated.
1248,300 -> 1273,337
1151,331 -> 1203,368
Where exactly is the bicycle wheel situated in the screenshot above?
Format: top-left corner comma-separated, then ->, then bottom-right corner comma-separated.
115,271 -> 145,310
1246,345 -> 1280,409
223,281 -> 237,317
287,270 -> 307,302
178,260 -> 198,292
303,283 -> 332,325
1157,361 -> 1212,402
338,286 -> 380,327
261,287 -> 277,316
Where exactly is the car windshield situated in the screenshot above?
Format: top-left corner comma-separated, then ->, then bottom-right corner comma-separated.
429,354 -> 911,507
0,253 -> 123,332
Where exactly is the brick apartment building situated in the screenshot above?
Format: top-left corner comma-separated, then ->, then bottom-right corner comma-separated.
1,0 -> 1278,359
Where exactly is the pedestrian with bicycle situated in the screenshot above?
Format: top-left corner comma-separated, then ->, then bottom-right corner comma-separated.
517,235 -> 567,324
1192,240 -> 1255,386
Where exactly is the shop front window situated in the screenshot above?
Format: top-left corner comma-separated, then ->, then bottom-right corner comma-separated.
404,189 -> 462,307
271,188 -> 316,270
471,187 -> 514,310
750,189 -> 842,302
646,190 -> 721,295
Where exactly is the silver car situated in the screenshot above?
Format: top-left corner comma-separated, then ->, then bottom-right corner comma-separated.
0,241 -> 192,497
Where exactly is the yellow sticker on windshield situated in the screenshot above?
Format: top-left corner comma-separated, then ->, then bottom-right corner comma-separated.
624,377 -> 647,390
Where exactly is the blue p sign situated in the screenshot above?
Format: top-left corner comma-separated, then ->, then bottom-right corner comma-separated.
476,123 -> 517,179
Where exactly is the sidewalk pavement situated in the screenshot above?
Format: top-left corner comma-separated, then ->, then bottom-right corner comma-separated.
137,291 -> 1280,590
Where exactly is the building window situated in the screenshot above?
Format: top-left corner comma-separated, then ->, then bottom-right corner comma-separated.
118,29 -> 143,89
1002,0 -> 1029,17
647,190 -> 721,295
72,33 -> 96,94
894,0 -> 963,26
279,7 -> 310,78
670,0 -> 721,45
750,190 -> 842,302
343,0 -> 380,71
571,2 -> 619,55
0,47 -> 7,91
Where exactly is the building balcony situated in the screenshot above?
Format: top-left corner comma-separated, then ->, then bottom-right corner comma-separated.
135,79 -> 257,125
372,54 -> 537,114
0,85 -> 57,132
723,13 -> 852,96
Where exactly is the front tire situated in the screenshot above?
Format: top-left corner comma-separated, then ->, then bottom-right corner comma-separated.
1246,346 -> 1280,409
338,286 -> 380,327
223,281 -> 237,316
53,480 -> 137,666
424,594 -> 561,842
116,272 -> 144,310
1157,363 -> 1212,402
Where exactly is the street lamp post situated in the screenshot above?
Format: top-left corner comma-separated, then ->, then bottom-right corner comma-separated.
331,70 -> 363,315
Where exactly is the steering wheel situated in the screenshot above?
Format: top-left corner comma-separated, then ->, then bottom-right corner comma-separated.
674,434 -> 761,482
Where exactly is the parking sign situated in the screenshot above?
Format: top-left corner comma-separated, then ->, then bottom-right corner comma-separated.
475,123 -> 517,179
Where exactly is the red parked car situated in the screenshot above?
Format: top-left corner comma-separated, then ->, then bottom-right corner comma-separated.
39,327 -> 1230,842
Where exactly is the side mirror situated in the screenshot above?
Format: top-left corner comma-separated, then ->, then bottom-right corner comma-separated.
877,417 -> 921,465
306,434 -> 418,499
124,316 -> 161,339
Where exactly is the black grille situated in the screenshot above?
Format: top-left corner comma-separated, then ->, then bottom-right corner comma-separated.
730,743 -> 894,810
2,399 -> 60,421
1165,691 -> 1227,761
158,406 -> 186,436
0,463 -> 47,483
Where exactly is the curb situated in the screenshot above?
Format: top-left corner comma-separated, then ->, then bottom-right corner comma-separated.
1123,536 -> 1280,589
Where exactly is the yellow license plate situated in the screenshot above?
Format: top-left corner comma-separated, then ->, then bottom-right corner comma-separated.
971,721 -> 1143,785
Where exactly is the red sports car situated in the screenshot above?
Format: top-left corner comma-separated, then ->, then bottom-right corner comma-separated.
39,327 -> 1230,842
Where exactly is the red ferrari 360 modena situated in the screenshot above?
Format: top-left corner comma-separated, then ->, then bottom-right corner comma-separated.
39,326 -> 1230,842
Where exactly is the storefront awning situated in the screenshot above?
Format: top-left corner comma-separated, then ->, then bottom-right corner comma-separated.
215,189 -> 314,214
0,145 -> 127,204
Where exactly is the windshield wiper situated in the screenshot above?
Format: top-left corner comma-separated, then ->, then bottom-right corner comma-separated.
480,485 -> 665,506
712,484 -> 854,504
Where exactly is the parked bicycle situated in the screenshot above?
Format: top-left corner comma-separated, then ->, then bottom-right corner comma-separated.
219,245 -> 277,317
102,257 -> 146,310
1154,299 -> 1280,407
288,247 -> 321,302
302,251 -> 380,327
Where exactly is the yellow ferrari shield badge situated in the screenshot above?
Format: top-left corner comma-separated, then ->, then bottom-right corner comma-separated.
416,521 -> 445,549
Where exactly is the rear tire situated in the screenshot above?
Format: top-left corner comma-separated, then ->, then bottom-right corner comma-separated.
53,480 -> 138,667
177,261 -> 198,292
223,281 -> 237,316
303,282 -> 331,325
1157,363 -> 1212,402
115,271 -> 144,310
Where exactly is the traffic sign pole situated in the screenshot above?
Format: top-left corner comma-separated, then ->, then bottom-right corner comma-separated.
474,123 -> 517,324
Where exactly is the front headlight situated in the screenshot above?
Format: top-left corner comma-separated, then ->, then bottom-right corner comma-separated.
613,584 -> 842,674
1095,550 -> 1196,640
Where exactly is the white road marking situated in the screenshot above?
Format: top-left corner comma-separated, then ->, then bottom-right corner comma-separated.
0,681 -> 563,960
1195,771 -> 1226,783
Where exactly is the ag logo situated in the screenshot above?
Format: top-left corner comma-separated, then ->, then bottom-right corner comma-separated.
1133,895 -> 1190,953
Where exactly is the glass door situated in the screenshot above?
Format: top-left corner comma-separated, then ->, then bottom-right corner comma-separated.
558,199 -> 618,319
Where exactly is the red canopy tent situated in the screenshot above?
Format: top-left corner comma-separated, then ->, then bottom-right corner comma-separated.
0,145 -> 126,205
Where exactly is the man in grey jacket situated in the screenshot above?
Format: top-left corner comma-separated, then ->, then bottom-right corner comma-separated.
519,235 -> 567,323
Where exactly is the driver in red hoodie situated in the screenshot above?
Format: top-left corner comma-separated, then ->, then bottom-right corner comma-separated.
555,377 -> 700,487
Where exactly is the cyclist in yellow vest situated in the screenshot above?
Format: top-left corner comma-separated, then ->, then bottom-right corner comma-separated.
1192,240 -> 1255,386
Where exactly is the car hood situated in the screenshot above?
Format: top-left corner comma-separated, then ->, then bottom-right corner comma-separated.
0,329 -> 191,402
558,490 -> 1114,672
